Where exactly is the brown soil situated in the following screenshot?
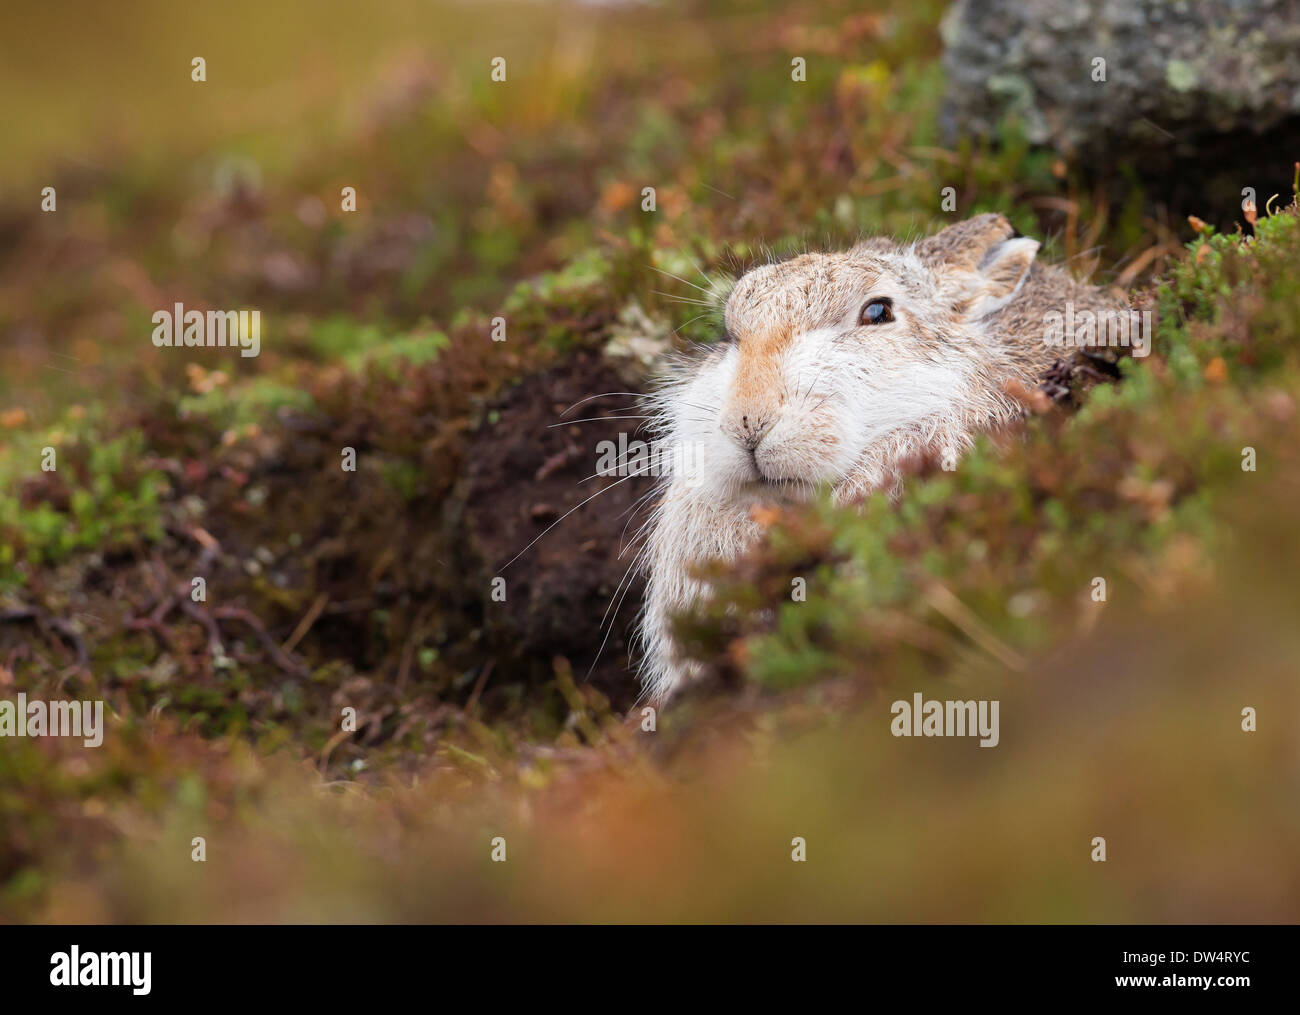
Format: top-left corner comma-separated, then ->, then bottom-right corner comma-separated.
454,350 -> 650,709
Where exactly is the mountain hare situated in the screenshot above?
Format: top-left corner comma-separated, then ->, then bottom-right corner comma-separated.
638,213 -> 1129,702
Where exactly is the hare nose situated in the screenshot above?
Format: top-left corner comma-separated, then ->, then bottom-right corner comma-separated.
726,411 -> 775,452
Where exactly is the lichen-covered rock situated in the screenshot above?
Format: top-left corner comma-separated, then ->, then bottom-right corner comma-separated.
940,0 -> 1300,159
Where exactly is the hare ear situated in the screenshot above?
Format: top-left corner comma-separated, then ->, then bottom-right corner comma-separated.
965,236 -> 1039,319
919,214 -> 1039,319
916,213 -> 1017,273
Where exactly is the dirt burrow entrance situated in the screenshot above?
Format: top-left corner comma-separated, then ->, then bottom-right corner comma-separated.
449,350 -> 655,709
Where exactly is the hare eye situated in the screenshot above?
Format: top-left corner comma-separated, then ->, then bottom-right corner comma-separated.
859,297 -> 893,325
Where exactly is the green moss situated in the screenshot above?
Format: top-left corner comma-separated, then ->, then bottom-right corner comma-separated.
0,423 -> 166,578
177,376 -> 316,429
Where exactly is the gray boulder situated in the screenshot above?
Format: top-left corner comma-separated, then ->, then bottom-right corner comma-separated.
940,0 -> 1300,160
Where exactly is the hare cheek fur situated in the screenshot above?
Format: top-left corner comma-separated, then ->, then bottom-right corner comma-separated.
637,213 -> 1126,703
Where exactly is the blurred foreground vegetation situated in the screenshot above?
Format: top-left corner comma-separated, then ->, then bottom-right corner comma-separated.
1,0 -> 1298,921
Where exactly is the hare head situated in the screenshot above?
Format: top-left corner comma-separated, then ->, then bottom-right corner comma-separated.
662,214 -> 1041,507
